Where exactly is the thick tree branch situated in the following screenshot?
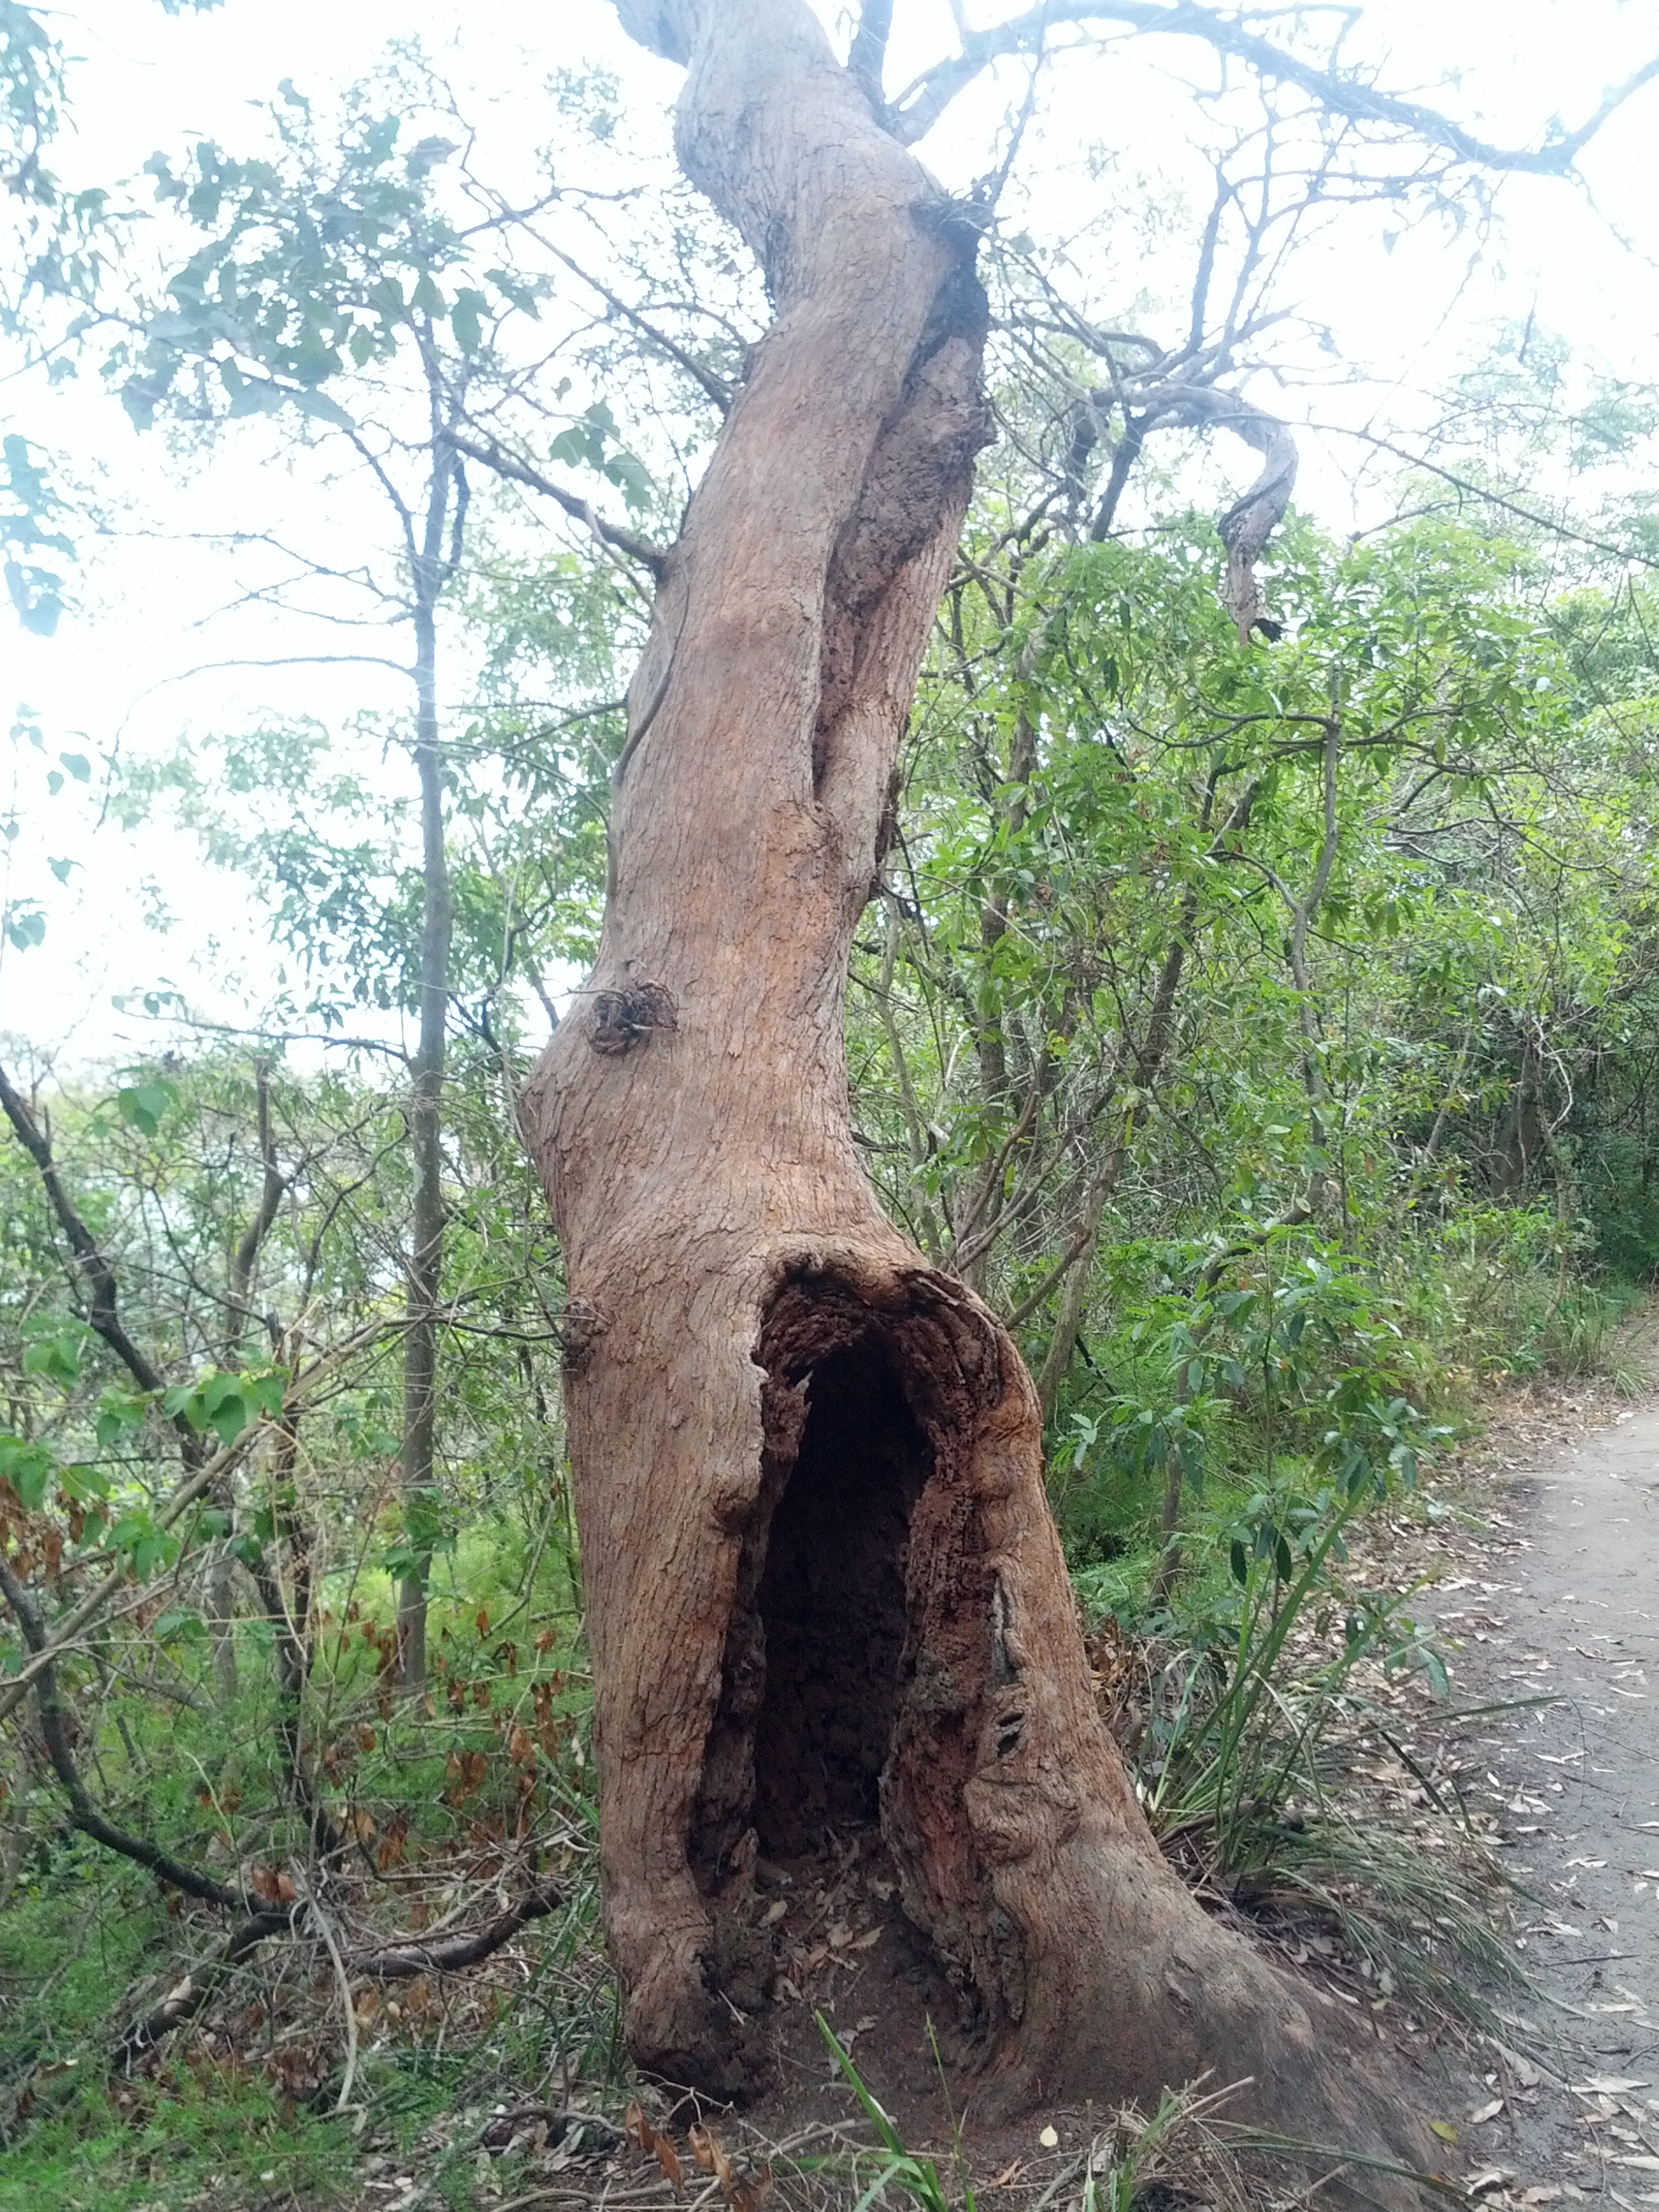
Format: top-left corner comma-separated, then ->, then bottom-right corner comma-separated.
1083,380 -> 1295,635
610,0 -> 697,66
848,0 -> 894,113
888,2 -> 1659,165
1164,386 -> 1297,641
447,432 -> 668,579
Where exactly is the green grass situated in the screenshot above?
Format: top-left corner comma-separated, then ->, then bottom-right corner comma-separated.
0,2075 -> 354,2212
0,1831 -> 622,2212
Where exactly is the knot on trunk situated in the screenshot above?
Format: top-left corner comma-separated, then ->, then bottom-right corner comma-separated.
586,982 -> 678,1057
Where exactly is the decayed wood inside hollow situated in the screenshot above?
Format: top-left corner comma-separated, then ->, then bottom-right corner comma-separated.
753,1336 -> 928,1855
690,1288 -> 939,1899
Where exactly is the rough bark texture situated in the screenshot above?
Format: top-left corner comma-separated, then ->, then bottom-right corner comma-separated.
524,3 -> 1439,2192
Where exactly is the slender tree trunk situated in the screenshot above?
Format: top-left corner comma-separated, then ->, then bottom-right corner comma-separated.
397,593 -> 450,1692
524,3 -> 1434,2183
212,1057 -> 287,1706
957,702 -> 1039,1293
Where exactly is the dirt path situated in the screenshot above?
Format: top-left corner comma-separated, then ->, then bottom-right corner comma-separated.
1422,1389 -> 1659,2199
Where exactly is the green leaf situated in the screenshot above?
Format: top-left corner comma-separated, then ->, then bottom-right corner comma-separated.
450,286 -> 487,354
153,1608 -> 207,1644
21,1319 -> 84,1387
60,1463 -> 111,1511
163,1381 -> 209,1434
244,1370 -> 287,1420
0,1435 -> 57,1514
116,1077 -> 178,1136
207,1392 -> 248,1446
132,1529 -> 180,1580
603,449 -> 655,515
4,905 -> 45,951
95,1389 -> 149,1447
290,386 -> 354,430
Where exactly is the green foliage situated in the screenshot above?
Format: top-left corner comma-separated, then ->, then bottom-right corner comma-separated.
111,46 -> 648,550
0,432 -> 70,634
124,84 -> 527,427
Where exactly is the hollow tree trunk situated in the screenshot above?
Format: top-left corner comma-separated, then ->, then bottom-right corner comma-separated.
524,2 -> 1435,2186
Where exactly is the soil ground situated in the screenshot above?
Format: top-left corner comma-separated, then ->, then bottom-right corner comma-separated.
1411,1379 -> 1659,2205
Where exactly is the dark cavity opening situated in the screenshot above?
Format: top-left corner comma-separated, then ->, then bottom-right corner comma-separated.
753,1335 -> 931,1855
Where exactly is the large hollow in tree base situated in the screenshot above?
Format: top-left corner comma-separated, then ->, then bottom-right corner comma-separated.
557,1251 -> 1447,2204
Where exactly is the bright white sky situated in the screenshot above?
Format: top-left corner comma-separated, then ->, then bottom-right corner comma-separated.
3,0 -> 1658,1075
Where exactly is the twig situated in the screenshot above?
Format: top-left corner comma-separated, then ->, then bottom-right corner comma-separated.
114,1876 -> 565,2065
296,1870 -> 359,2114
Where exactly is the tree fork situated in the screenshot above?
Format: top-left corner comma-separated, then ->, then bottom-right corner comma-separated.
524,2 -> 1438,2190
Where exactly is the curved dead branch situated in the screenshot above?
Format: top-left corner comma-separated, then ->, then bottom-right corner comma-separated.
1078,378 -> 1297,640
1170,386 -> 1299,643
115,1878 -> 565,2068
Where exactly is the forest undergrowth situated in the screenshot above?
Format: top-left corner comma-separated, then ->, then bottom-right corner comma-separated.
2,1269 -> 1650,2212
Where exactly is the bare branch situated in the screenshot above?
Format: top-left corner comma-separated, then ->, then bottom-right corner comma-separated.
355,1881 -> 564,1979
888,3 -> 1659,166
848,0 -> 895,112
229,1057 -> 287,1348
532,233 -> 735,415
114,1876 -> 565,2066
